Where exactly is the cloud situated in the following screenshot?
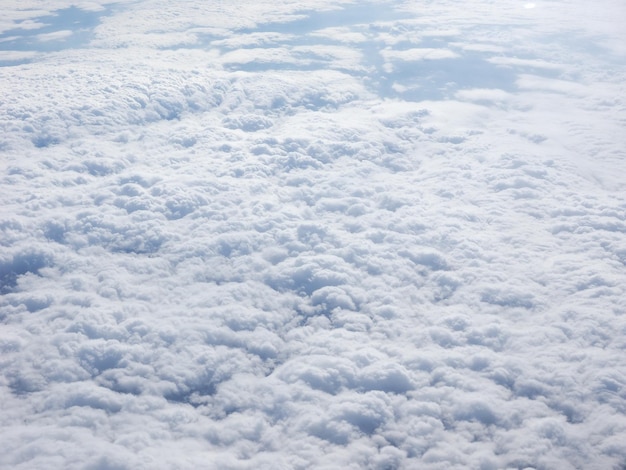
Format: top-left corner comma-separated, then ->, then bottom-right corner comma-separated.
0,50 -> 39,65
487,56 -> 566,71
381,47 -> 459,62
455,88 -> 512,103
516,74 -> 589,96
1,0 -> 626,469
36,30 -> 73,42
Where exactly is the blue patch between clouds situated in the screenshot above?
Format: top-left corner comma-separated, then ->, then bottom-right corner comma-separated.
0,6 -> 110,66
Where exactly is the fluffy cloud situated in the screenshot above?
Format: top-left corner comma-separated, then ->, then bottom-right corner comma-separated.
1,0 -> 626,469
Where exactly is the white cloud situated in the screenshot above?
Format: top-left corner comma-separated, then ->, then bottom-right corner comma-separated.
381,47 -> 459,62
36,30 -> 73,42
455,88 -> 512,103
1,0 -> 626,469
211,32 -> 296,49
516,74 -> 589,96
488,56 -> 566,71
0,51 -> 39,62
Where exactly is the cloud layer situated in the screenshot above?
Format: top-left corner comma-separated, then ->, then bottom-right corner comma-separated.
1,1 -> 626,468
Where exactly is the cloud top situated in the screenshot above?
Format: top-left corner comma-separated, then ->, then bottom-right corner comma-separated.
1,0 -> 626,469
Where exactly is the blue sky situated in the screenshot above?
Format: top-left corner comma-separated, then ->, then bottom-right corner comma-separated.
1,1 -> 625,468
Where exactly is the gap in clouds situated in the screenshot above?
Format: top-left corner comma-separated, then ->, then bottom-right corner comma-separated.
0,6 -> 112,66
194,5 -> 521,102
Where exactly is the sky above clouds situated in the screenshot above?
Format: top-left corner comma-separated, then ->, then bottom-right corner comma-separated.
1,1 -> 626,469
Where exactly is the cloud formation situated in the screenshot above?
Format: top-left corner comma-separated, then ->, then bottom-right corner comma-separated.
1,0 -> 626,469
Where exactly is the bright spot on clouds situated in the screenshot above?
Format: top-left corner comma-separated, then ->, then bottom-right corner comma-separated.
1,0 -> 626,468
524,3 -> 536,8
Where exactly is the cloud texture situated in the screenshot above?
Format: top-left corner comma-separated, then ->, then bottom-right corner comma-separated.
1,0 -> 626,468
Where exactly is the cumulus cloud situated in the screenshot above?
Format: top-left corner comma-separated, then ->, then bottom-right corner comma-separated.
36,30 -> 73,42
381,47 -> 459,62
1,0 -> 626,469
0,50 -> 39,62
454,88 -> 512,103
